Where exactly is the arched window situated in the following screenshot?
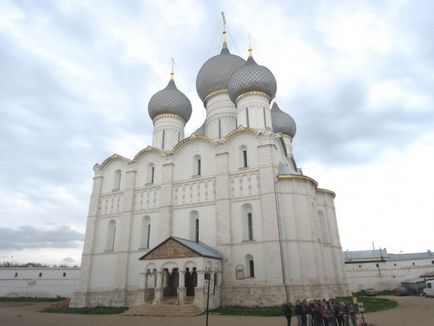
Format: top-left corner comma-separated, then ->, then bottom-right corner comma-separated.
240,145 -> 248,168
113,169 -> 121,191
246,254 -> 255,278
242,203 -> 254,241
193,155 -> 201,176
106,220 -> 116,251
147,163 -> 155,184
190,211 -> 199,242
162,129 -> 166,149
140,216 -> 151,249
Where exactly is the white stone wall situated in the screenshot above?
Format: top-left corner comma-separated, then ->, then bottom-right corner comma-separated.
71,128 -> 348,308
236,95 -> 272,130
152,115 -> 185,150
345,259 -> 434,292
204,93 -> 237,140
0,268 -> 80,298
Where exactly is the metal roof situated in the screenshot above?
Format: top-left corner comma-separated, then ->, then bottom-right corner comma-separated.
344,249 -> 434,262
139,236 -> 223,260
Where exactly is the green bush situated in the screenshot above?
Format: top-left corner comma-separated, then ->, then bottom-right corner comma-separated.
41,306 -> 129,314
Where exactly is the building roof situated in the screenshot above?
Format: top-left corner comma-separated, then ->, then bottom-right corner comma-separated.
344,249 -> 388,262
196,42 -> 245,102
139,236 -> 223,260
271,102 -> 297,138
228,55 -> 277,103
344,249 -> 434,263
148,79 -> 192,122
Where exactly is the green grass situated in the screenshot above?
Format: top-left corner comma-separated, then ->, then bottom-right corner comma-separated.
350,296 -> 398,312
41,306 -> 129,314
210,305 -> 284,316
0,296 -> 66,302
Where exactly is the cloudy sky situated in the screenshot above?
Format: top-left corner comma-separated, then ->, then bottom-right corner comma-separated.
1,0 -> 433,265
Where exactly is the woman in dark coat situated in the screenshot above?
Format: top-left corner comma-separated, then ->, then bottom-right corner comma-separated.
282,302 -> 293,326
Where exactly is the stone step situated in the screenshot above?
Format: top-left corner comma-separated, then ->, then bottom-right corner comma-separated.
124,303 -> 202,317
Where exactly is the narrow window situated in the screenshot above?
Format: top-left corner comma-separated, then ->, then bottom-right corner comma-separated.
151,166 -> 155,183
39,272 -> 42,277
218,118 -> 222,139
246,107 -> 250,127
195,218 -> 199,243
141,216 -> 151,249
197,158 -> 201,175
113,169 -> 121,191
246,255 -> 255,278
358,265 -> 361,268
148,163 -> 155,184
162,130 -> 165,149
106,220 -> 116,251
247,212 -> 253,240
249,259 -> 255,278
263,107 -> 267,128
431,260 -> 434,265
63,272 -> 66,277
376,263 -> 379,268
243,150 -> 248,168
14,272 -> 18,278
146,224 -> 151,248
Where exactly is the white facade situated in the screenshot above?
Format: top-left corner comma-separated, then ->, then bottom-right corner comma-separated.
0,267 -> 79,298
70,28 -> 349,310
344,249 -> 434,292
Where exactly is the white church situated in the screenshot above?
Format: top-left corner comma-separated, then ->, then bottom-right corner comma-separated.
70,21 -> 349,312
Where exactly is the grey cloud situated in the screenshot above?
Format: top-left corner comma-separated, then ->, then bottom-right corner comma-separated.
0,225 -> 84,250
291,79 -> 434,165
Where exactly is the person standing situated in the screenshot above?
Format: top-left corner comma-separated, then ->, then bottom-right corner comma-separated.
283,302 -> 293,326
295,300 -> 303,326
349,304 -> 357,326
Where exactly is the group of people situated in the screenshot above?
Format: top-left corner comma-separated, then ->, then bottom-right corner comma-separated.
282,299 -> 359,326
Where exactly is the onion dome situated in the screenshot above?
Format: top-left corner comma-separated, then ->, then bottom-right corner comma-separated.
228,54 -> 277,104
193,121 -> 206,136
271,102 -> 296,138
196,42 -> 246,102
148,78 -> 192,123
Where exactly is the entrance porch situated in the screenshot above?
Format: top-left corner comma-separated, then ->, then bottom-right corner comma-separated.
135,236 -> 222,312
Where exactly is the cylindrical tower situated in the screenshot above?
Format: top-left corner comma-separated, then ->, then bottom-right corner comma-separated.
148,75 -> 192,150
196,22 -> 245,140
228,49 -> 277,131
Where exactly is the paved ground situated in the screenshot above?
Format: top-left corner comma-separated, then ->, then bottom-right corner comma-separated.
1,296 -> 433,326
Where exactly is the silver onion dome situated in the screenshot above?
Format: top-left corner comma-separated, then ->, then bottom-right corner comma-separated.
193,121 -> 206,136
148,78 -> 192,123
228,55 -> 277,104
271,102 -> 296,138
196,42 -> 246,102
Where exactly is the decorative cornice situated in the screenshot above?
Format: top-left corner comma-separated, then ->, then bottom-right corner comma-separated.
171,133 -> 216,153
277,174 -> 318,187
235,91 -> 272,104
132,146 -> 166,162
99,153 -> 132,169
153,113 -> 184,123
204,88 -> 228,102
223,125 -> 260,143
317,188 -> 336,198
